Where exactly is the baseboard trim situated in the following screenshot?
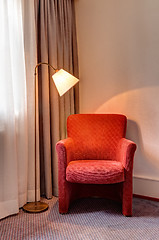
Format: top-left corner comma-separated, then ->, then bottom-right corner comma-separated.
133,194 -> 159,202
133,174 -> 159,182
133,175 -> 159,199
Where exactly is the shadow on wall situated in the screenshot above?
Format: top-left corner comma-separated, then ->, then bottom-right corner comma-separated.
127,119 -> 159,178
95,86 -> 159,180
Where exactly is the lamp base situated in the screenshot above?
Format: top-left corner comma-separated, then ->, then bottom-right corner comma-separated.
23,201 -> 49,213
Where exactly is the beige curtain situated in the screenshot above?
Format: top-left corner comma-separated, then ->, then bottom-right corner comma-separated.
35,0 -> 79,197
22,0 -> 40,203
0,0 -> 38,219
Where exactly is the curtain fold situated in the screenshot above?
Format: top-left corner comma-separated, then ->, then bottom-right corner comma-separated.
0,0 -> 38,220
22,0 -> 40,203
35,0 -> 79,197
0,0 -> 29,219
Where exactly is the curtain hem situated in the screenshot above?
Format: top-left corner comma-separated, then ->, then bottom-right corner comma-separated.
0,199 -> 19,220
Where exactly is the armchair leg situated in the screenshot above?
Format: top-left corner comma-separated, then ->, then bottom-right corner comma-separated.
59,181 -> 75,214
59,189 -> 70,214
122,180 -> 133,216
59,198 -> 69,214
122,200 -> 132,217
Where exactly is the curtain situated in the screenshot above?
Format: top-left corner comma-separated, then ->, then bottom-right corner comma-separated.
0,0 -> 79,220
0,0 -> 28,219
35,0 -> 79,197
0,0 -> 37,219
22,0 -> 40,202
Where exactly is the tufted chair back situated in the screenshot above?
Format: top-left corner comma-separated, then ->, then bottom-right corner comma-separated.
67,114 -> 127,160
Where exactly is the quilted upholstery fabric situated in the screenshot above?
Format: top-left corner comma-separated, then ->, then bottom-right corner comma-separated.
67,114 -> 127,160
66,160 -> 124,184
56,114 -> 137,216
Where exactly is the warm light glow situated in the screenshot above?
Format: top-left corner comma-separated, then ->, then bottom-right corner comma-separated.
52,69 -> 79,96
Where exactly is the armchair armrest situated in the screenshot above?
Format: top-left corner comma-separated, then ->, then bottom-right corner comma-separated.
56,137 -> 74,167
116,138 -> 137,171
56,138 -> 75,213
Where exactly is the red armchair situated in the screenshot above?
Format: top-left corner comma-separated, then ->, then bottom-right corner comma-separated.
56,114 -> 136,216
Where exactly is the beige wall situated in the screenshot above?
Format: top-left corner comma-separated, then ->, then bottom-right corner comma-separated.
75,0 -> 159,198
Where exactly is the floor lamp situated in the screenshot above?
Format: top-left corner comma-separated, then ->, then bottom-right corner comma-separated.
23,62 -> 79,213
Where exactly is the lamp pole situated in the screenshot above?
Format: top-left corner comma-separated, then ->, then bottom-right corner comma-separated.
23,63 -> 57,213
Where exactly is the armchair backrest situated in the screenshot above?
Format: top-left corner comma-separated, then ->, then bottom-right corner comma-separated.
67,114 -> 127,160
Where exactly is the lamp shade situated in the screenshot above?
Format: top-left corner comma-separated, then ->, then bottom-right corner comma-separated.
52,69 -> 79,96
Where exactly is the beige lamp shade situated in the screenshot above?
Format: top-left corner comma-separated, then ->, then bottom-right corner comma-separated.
52,69 -> 79,96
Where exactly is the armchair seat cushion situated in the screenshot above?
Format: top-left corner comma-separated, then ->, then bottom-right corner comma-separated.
66,160 -> 124,184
